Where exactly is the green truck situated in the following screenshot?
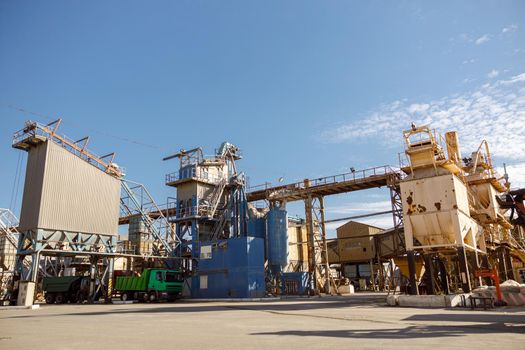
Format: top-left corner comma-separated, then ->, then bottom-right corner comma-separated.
115,269 -> 183,302
42,276 -> 95,304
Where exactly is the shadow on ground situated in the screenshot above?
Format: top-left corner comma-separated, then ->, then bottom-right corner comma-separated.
2,294 -> 389,319
251,322 -> 525,339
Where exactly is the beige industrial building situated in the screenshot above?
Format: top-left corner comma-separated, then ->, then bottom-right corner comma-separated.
285,219 -> 309,272
336,221 -> 383,263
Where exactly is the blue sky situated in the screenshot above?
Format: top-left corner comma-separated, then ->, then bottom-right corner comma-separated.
1,1 -> 524,236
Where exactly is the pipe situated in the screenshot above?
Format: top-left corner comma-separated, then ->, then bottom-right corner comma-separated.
324,210 -> 394,224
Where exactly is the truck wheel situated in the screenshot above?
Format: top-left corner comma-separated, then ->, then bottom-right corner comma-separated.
69,293 -> 78,303
45,293 -> 55,304
142,293 -> 149,303
55,293 -> 65,304
121,293 -> 128,301
148,291 -> 157,303
75,291 -> 84,304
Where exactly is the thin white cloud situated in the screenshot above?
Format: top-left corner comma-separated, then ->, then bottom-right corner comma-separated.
325,200 -> 392,215
500,72 -> 525,85
325,215 -> 394,232
457,33 -> 472,43
324,199 -> 394,233
321,72 -> 525,162
475,34 -> 490,45
502,24 -> 518,34
407,103 -> 430,113
487,69 -> 499,79
356,215 -> 394,229
462,59 -> 476,65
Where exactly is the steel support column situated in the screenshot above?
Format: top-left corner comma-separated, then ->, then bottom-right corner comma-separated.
423,254 -> 436,295
407,250 -> 418,295
438,258 -> 450,295
305,195 -> 317,294
458,247 -> 472,293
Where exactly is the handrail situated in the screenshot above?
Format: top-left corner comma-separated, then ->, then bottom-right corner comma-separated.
12,120 -> 123,178
165,170 -> 224,185
248,165 -> 397,194
0,209 -> 20,249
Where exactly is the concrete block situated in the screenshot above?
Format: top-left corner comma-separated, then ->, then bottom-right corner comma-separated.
444,294 -> 469,307
393,294 -> 469,308
386,295 -> 399,306
17,281 -> 35,307
337,284 -> 355,295
398,295 -> 447,308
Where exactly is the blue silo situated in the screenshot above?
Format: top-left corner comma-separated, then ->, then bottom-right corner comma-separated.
266,207 -> 288,273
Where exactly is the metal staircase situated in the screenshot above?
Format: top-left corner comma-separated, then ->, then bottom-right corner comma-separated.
120,180 -> 180,257
0,209 -> 33,299
210,207 -> 229,240
207,177 -> 227,218
0,209 -> 36,271
0,209 -> 20,254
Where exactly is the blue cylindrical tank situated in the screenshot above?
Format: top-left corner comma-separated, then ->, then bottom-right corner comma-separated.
248,217 -> 266,239
266,207 -> 288,269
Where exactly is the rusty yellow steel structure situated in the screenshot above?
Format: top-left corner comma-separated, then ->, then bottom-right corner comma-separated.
399,124 -> 511,294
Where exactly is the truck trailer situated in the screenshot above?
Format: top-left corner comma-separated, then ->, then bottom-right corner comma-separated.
42,276 -> 96,304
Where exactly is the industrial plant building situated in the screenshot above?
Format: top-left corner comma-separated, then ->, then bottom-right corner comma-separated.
0,119 -> 524,310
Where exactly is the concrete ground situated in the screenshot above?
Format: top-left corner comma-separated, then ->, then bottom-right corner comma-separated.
1,293 -> 524,350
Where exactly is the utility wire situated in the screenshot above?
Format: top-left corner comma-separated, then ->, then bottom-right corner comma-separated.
4,104 -> 166,150
9,152 -> 23,212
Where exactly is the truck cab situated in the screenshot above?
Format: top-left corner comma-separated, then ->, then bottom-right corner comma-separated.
148,269 -> 183,301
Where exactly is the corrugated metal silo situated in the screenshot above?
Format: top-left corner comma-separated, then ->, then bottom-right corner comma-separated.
19,140 -> 121,235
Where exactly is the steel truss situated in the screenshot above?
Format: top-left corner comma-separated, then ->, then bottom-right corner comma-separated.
120,180 -> 181,260
14,228 -> 117,302
304,195 -> 336,294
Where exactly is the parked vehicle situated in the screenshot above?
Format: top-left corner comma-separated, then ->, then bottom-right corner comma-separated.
42,276 -> 95,304
114,268 -> 183,302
